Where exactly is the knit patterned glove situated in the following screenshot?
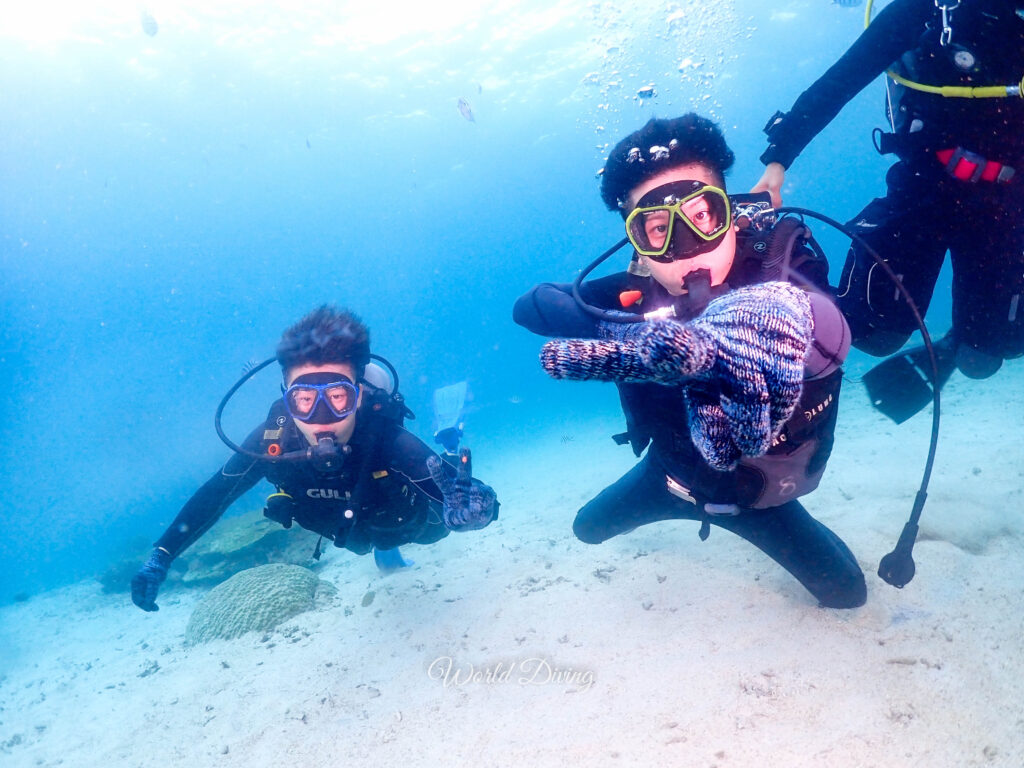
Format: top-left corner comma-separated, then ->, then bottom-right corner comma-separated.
541,282 -> 813,469
541,336 -> 660,383
131,548 -> 171,612
427,448 -> 499,531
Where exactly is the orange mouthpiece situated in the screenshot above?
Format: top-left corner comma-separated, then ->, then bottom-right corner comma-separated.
619,290 -> 643,308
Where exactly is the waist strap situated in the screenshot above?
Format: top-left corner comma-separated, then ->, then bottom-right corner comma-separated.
936,148 -> 1016,183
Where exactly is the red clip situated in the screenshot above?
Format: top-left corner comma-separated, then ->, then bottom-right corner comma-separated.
619,290 -> 643,308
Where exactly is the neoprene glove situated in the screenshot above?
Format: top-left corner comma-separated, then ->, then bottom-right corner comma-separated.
131,548 -> 172,612
426,448 -> 499,531
541,282 -> 813,469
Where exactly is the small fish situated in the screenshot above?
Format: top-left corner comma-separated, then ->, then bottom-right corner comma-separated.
305,137 -> 311,149
457,97 -> 475,123
140,9 -> 158,37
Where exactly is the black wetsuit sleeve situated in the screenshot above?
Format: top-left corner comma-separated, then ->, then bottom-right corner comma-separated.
386,426 -> 499,509
153,425 -> 267,559
761,0 -> 931,168
384,427 -> 448,503
512,275 -> 631,338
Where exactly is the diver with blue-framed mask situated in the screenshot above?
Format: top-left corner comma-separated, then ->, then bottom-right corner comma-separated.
130,306 -> 499,613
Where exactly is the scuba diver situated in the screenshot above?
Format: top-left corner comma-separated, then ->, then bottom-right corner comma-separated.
130,306 -> 499,612
513,114 -> 867,609
754,0 -> 1024,423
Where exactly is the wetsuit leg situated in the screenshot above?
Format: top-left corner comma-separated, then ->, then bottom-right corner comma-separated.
574,458 -> 865,607
948,185 -> 1024,366
573,456 -> 697,543
837,161 -> 950,356
713,501 -> 866,608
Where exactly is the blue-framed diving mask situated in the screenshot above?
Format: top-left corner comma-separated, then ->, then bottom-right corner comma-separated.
282,372 -> 360,425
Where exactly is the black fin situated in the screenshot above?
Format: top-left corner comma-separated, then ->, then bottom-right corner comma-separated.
863,338 -> 956,424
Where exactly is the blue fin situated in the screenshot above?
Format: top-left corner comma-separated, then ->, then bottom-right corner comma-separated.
374,547 -> 414,573
432,381 -> 467,432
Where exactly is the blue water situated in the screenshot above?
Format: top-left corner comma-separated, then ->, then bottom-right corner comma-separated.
0,1 -> 937,600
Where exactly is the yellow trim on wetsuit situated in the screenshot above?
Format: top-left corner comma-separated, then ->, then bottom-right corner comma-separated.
865,0 -> 1024,98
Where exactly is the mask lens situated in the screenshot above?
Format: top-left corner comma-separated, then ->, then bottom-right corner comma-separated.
323,384 -> 355,416
679,190 -> 726,236
628,209 -> 673,254
287,387 -> 318,416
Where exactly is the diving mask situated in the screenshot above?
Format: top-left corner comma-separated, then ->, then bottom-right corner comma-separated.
283,372 -> 360,424
625,180 -> 732,262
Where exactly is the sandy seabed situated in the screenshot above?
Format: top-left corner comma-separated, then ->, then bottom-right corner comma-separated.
2,366 -> 1023,768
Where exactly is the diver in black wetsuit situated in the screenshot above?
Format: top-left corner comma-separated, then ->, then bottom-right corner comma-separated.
754,0 -> 1024,420
514,114 -> 866,609
130,306 -> 499,612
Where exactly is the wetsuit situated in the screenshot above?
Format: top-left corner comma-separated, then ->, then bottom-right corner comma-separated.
154,403 -> 455,560
513,237 -> 867,609
763,0 -> 1024,361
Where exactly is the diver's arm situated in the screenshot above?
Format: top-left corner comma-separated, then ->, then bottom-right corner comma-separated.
387,427 -> 464,502
153,426 -> 267,560
389,427 -> 499,530
541,282 -> 814,469
804,291 -> 851,380
761,0 -> 930,169
513,274 -> 630,338
751,162 -> 786,208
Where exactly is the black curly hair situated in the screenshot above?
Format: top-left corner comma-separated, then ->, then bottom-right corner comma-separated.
600,114 -> 735,216
276,305 -> 371,376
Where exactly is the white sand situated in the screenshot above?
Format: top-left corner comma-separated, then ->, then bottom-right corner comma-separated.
2,368 -> 1023,767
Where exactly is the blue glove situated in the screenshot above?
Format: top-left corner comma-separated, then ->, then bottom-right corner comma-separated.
426,448 -> 498,531
131,548 -> 171,612
541,282 -> 813,469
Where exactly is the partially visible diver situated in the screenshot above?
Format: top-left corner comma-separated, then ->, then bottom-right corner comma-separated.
754,0 -> 1024,423
131,306 -> 499,612
514,115 -> 866,609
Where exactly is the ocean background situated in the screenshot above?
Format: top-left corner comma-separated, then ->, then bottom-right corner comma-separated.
8,4 -> 1024,767
2,1 -> 937,600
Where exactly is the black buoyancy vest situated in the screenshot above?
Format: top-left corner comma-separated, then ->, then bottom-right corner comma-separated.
258,387 -> 431,550
888,0 -> 1024,158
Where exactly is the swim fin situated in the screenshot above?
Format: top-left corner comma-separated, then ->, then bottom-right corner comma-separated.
373,547 -> 413,573
862,336 -> 957,424
432,381 -> 467,454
